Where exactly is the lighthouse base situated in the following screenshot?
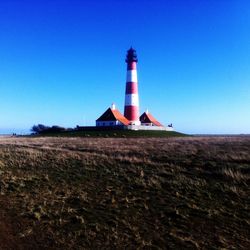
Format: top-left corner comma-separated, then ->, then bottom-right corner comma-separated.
124,125 -> 174,131
129,121 -> 141,126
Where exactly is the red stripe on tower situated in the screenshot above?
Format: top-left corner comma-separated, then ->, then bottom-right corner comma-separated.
124,47 -> 141,125
126,82 -> 138,94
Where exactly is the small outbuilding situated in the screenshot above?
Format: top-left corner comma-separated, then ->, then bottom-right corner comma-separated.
140,110 -> 162,126
96,104 -> 130,127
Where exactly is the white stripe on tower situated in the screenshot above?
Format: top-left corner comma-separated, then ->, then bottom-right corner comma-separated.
124,47 -> 141,125
126,70 -> 137,83
125,94 -> 139,106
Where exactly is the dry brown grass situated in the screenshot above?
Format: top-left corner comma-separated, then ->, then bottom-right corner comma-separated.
0,136 -> 249,249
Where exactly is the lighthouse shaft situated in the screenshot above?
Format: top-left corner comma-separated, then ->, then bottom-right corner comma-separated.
124,48 -> 141,125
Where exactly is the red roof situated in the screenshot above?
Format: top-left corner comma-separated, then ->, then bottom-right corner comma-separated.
96,108 -> 130,125
140,112 -> 162,126
112,109 -> 130,125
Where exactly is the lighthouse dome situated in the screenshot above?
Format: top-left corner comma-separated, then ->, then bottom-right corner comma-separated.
126,47 -> 138,63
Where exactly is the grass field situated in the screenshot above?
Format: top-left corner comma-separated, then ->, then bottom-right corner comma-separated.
0,136 -> 249,249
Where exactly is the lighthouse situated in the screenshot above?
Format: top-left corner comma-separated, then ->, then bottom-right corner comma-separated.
95,48 -> 173,131
124,47 -> 141,125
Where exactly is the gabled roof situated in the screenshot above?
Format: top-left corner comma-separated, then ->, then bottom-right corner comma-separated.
96,108 -> 130,125
140,112 -> 162,126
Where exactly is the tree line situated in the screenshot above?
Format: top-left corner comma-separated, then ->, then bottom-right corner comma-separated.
31,124 -> 71,134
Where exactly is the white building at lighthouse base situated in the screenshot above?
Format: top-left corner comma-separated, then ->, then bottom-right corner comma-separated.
96,104 -> 174,131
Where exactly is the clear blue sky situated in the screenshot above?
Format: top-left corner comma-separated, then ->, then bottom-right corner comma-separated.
0,0 -> 249,134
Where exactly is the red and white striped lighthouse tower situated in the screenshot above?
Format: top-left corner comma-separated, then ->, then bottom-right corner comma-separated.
124,47 -> 141,125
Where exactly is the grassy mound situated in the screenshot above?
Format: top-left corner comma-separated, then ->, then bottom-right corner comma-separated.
33,129 -> 186,138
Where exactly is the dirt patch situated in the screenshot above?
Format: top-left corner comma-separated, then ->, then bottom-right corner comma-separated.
0,196 -> 24,250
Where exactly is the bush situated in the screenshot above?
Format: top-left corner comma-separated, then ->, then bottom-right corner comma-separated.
31,124 -> 50,134
31,124 -> 66,134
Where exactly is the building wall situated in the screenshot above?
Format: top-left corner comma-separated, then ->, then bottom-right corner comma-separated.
141,122 -> 154,126
96,120 -> 123,126
124,125 -> 174,131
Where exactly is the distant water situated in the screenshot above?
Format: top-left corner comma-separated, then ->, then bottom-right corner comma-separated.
0,128 -> 30,135
192,134 -> 250,137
